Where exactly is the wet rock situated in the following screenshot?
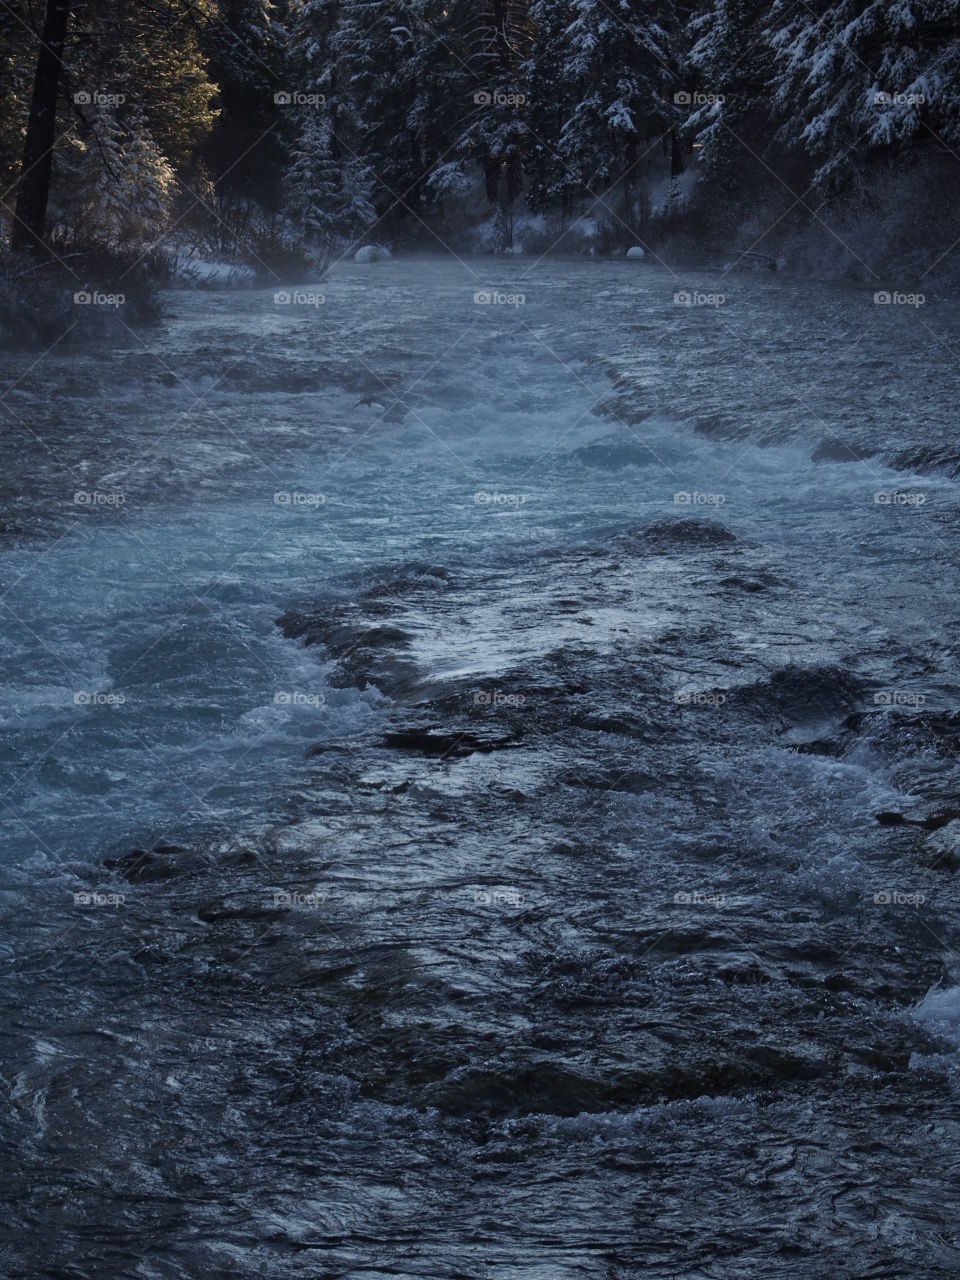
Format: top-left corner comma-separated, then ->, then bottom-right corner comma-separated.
381,727 -> 518,757
874,808 -> 960,832
640,518 -> 736,548
875,811 -> 908,827
104,842 -> 185,882
919,809 -> 960,831
811,437 -> 873,463
731,665 -> 864,727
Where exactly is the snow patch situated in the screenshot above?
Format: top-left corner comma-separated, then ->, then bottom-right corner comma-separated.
354,244 -> 392,264
174,258 -> 256,288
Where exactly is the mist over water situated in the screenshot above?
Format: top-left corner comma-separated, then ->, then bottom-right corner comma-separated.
3,257 -> 960,1278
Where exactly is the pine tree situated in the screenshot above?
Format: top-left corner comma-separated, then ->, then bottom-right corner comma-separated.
401,0 -> 534,245
200,0 -> 290,208
285,111 -> 375,244
332,0 -> 420,199
768,0 -> 960,190
450,0 -> 532,233
285,0 -> 381,242
555,0 -> 677,235
69,1 -> 218,169
686,0 -> 773,197
525,0 -> 580,216
406,0 -> 478,214
8,0 -> 218,252
0,1 -> 34,197
91,109 -> 176,246
9,0 -> 73,253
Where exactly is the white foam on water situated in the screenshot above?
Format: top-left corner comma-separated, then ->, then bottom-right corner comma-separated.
913,983 -> 960,1050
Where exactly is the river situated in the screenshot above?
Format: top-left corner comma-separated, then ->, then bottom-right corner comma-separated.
2,255 -> 959,1277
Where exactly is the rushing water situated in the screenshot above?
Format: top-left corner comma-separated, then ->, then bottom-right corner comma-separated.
2,256 -> 960,1277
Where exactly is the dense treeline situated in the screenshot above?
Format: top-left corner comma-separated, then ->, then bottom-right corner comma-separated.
1,0 -> 959,267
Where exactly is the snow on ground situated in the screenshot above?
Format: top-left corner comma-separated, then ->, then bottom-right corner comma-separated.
173,257 -> 257,287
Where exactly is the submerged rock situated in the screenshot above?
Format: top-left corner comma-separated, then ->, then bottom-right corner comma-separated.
104,842 -> 185,882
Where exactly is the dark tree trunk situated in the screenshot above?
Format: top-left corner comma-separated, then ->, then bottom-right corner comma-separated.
671,128 -> 684,179
10,0 -> 72,255
484,155 -> 499,204
488,0 -> 520,239
622,133 -> 638,229
492,0 -> 511,74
